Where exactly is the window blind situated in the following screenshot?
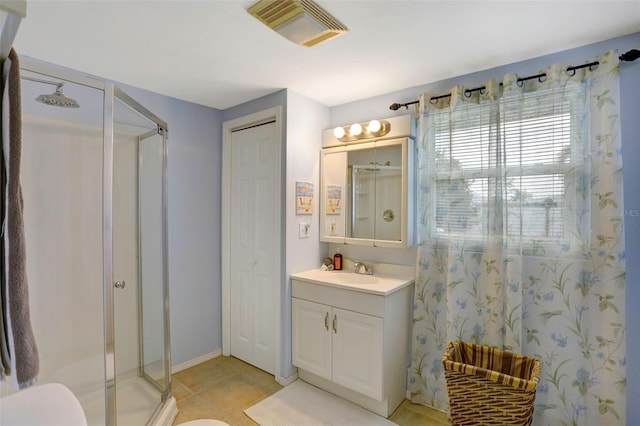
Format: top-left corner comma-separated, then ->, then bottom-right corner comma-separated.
430,84 -> 586,240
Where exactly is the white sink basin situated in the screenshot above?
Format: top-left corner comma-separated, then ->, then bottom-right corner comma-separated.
330,272 -> 379,285
290,267 -> 415,295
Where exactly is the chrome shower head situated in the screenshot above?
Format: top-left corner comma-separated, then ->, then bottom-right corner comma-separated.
35,83 -> 80,108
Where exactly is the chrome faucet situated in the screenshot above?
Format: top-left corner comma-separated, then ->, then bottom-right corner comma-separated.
354,261 -> 374,275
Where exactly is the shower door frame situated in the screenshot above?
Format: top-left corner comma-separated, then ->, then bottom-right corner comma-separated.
114,85 -> 172,404
19,57 -> 172,426
112,85 -> 171,424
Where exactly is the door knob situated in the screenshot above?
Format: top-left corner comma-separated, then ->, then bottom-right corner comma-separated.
114,280 -> 126,289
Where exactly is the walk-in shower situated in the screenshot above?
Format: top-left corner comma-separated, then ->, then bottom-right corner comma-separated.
1,58 -> 175,425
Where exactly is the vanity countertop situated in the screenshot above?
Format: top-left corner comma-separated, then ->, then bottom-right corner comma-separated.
290,265 -> 415,296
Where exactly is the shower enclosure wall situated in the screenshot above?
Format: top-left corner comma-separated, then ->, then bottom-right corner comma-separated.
0,58 -> 175,425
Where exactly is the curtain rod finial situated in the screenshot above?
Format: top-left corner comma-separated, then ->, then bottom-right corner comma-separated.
620,49 -> 640,62
389,103 -> 402,111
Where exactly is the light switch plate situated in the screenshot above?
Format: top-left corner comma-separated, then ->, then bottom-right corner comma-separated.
299,222 -> 310,238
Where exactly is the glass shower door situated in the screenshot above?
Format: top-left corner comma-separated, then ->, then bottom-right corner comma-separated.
112,88 -> 169,425
17,68 -> 108,424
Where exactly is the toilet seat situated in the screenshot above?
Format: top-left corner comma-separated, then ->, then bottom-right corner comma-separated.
178,420 -> 230,426
0,383 -> 87,426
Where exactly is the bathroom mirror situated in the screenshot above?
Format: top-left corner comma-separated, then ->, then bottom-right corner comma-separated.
320,115 -> 415,248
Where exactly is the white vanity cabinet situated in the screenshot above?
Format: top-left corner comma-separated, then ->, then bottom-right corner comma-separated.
292,298 -> 384,400
290,269 -> 414,418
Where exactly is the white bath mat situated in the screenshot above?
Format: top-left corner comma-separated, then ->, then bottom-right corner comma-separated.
244,380 -> 398,426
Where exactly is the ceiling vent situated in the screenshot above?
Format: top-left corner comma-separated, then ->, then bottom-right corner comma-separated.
247,0 -> 348,48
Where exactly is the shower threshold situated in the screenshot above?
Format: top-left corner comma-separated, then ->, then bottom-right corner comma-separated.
80,375 -> 176,425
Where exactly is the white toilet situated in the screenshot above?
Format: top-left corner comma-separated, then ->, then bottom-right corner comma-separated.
0,383 -> 87,425
0,383 -> 230,426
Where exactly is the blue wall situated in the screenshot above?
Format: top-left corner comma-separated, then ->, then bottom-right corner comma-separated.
118,82 -> 224,368
327,32 -> 640,423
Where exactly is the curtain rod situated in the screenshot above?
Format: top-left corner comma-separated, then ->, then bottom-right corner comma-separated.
389,48 -> 640,111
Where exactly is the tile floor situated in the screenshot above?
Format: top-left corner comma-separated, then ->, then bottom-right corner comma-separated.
170,355 -> 450,426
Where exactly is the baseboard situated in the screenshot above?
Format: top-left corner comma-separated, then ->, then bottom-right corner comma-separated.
277,372 -> 299,386
171,349 -> 222,374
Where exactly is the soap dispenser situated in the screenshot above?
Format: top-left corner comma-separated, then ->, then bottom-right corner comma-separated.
333,248 -> 343,270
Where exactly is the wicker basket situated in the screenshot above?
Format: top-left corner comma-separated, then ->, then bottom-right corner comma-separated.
442,341 -> 541,426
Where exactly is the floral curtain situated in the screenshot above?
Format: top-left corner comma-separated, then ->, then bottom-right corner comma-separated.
410,51 -> 626,425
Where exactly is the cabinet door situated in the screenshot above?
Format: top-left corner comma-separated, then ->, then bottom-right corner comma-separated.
292,298 -> 332,380
331,307 -> 384,400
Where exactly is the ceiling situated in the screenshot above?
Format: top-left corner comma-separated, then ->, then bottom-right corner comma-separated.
13,1 -> 640,110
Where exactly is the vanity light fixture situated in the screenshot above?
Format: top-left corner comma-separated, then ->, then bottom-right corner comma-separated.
349,123 -> 362,137
333,126 -> 345,138
368,119 -> 382,133
333,119 -> 391,143
247,0 -> 348,48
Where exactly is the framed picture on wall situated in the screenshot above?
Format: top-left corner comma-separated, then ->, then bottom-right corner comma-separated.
326,185 -> 341,215
296,181 -> 314,215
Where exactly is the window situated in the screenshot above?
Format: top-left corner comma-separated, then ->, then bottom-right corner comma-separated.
429,85 -> 587,242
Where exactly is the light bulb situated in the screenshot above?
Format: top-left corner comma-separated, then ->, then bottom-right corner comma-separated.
368,120 -> 381,133
350,123 -> 363,136
333,127 -> 345,138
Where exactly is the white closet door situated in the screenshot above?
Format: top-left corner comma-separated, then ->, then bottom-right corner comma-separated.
229,120 -> 277,374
